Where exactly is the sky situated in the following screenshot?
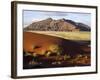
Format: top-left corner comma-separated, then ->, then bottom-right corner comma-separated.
23,10 -> 91,27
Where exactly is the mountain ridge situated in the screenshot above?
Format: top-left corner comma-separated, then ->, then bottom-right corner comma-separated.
24,18 -> 90,31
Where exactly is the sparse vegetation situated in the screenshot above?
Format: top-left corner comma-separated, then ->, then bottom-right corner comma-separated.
23,32 -> 91,69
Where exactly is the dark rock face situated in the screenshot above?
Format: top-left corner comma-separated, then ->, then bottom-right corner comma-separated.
77,23 -> 90,31
64,19 -> 90,31
24,18 -> 90,31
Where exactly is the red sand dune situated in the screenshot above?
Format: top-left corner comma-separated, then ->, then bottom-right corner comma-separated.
23,32 -> 62,55
23,32 -> 90,56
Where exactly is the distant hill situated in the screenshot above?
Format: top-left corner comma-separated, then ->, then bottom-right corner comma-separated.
24,18 -> 90,31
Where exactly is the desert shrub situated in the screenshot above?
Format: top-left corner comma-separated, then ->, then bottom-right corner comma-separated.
45,51 -> 51,57
48,44 -> 62,56
64,54 -> 71,60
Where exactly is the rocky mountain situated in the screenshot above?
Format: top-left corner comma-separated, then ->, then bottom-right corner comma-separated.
24,18 -> 90,31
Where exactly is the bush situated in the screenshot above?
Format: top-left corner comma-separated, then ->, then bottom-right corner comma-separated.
48,44 -> 62,56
